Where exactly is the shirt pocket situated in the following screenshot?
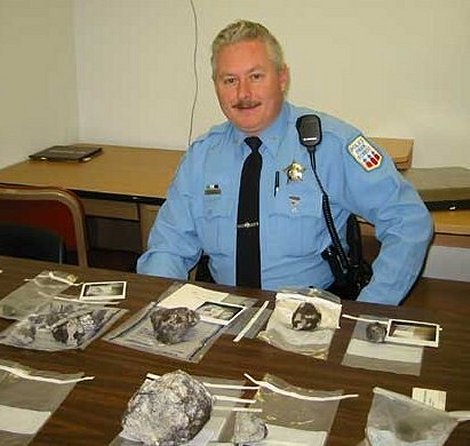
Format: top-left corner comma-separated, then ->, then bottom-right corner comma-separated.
269,188 -> 324,257
194,195 -> 234,255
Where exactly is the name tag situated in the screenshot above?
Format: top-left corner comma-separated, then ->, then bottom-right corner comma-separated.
204,184 -> 221,195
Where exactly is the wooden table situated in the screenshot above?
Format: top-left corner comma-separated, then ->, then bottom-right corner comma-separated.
0,145 -> 184,249
0,256 -> 469,445
432,209 -> 470,248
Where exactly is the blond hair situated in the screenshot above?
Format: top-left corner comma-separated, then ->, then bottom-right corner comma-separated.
211,20 -> 285,79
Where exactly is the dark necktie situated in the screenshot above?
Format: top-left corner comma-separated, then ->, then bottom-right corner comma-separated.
236,136 -> 262,288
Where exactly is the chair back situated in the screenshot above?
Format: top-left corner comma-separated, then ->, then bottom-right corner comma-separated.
0,185 -> 88,266
0,223 -> 66,263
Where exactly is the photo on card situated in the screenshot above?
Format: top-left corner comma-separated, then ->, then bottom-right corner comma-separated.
80,281 -> 127,301
385,318 -> 440,348
195,301 -> 245,326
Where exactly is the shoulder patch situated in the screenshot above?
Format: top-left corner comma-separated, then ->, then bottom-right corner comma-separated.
347,136 -> 382,171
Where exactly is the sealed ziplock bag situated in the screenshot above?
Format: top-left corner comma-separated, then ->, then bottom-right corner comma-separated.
342,315 -> 424,376
257,288 -> 342,360
0,270 -> 79,320
0,299 -> 126,351
104,282 -> 257,363
0,359 -> 93,446
360,387 -> 468,446
228,373 -> 357,446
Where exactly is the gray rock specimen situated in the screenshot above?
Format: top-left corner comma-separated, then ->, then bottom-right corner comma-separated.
366,322 -> 387,343
121,370 -> 212,446
233,412 -> 268,445
291,302 -> 321,330
150,307 -> 199,344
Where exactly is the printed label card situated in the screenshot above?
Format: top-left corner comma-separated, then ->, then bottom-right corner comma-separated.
80,281 -> 127,301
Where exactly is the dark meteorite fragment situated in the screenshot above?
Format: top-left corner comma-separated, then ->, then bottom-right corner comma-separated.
233,412 -> 268,444
51,308 -> 108,346
122,370 -> 212,446
366,322 -> 387,343
291,302 -> 321,331
150,307 -> 199,344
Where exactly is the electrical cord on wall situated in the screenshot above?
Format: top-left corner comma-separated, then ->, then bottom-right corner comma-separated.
187,0 -> 199,147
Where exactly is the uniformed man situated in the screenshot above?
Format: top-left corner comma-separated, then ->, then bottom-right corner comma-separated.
137,20 -> 433,305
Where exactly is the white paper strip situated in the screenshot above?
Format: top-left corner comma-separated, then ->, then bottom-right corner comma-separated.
37,271 -> 79,286
233,300 -> 269,343
212,406 -> 263,413
202,382 -> 259,391
449,411 -> 470,422
54,296 -> 121,305
0,365 -> 94,384
342,314 -> 388,324
214,395 -> 256,404
146,373 -> 259,391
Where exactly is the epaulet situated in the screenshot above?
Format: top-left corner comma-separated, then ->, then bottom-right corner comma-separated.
190,121 -> 229,148
315,111 -> 360,145
320,115 -> 383,171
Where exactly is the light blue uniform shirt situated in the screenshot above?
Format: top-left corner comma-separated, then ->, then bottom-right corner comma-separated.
137,102 -> 433,305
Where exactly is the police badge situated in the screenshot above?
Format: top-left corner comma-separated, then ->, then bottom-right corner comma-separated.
284,161 -> 305,182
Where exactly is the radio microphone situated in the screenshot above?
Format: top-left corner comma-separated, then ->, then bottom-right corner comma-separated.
296,114 -> 322,152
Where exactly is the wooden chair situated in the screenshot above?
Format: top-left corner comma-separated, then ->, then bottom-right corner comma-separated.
0,185 -> 88,266
0,223 -> 66,263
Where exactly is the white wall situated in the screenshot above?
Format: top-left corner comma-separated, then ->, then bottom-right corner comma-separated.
424,245 -> 470,282
74,0 -> 470,168
74,0 -> 196,149
0,0 -> 78,167
1,1 -> 468,168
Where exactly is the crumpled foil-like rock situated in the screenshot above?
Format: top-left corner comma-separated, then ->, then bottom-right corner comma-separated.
150,307 -> 199,344
291,302 -> 321,331
51,308 -> 107,346
10,303 -> 108,347
122,370 -> 212,446
233,412 -> 268,444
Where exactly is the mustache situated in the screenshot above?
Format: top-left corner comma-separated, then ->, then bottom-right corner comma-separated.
233,100 -> 261,110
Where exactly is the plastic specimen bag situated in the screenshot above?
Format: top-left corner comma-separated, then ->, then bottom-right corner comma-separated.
104,282 -> 257,363
220,373 -> 351,445
104,299 -> 226,363
257,288 -> 342,360
0,359 -> 90,445
110,371 -> 353,446
0,270 -> 79,320
0,299 -> 126,351
342,315 -> 423,376
360,387 -> 462,446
